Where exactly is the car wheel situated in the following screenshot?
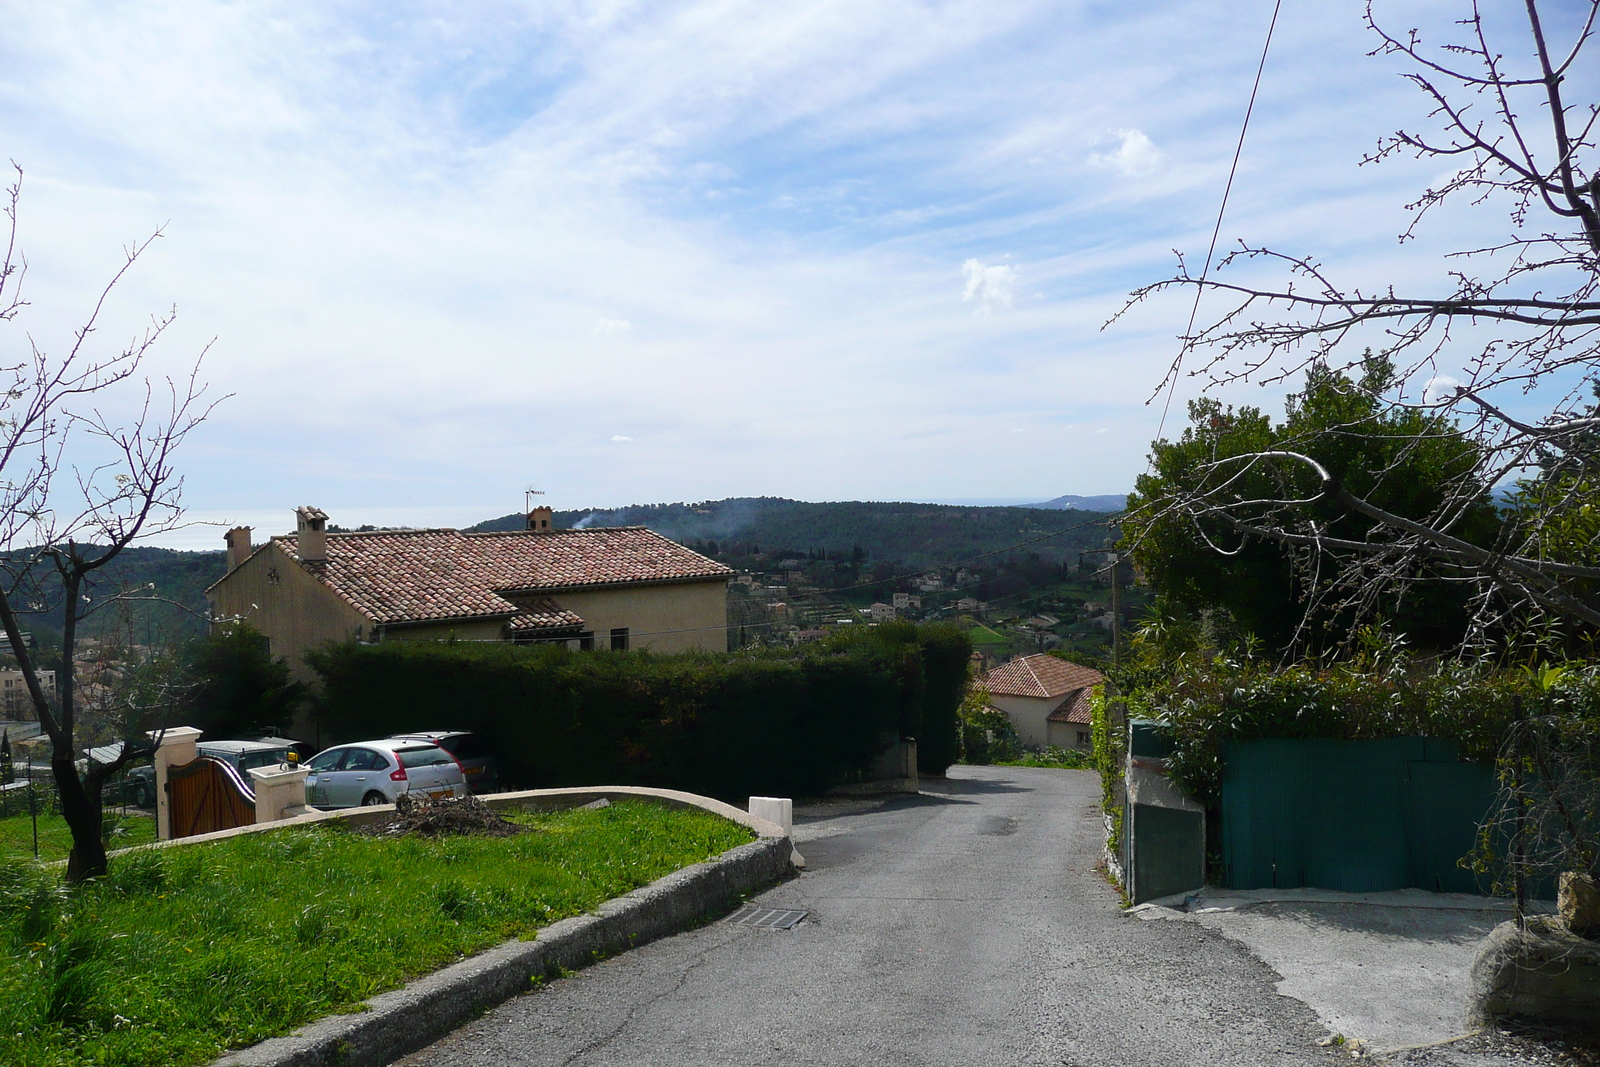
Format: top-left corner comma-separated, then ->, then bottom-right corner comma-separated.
361,791 -> 388,807
134,785 -> 152,808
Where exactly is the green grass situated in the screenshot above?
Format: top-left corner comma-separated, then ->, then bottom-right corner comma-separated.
0,812 -> 158,864
996,747 -> 1095,770
0,800 -> 754,1067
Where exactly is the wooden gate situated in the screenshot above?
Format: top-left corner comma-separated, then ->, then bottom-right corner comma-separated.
167,757 -> 256,838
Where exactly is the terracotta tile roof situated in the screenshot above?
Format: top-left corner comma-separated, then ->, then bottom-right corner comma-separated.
981,654 -> 1103,700
1046,687 -> 1094,724
270,526 -> 731,627
504,598 -> 587,633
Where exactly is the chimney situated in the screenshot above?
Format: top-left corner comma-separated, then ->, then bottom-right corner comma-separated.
527,505 -> 554,532
225,527 -> 252,571
296,506 -> 329,562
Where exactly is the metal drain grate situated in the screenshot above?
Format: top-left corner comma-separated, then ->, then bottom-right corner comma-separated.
724,906 -> 808,930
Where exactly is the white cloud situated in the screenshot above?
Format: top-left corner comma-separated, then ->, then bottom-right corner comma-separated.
1090,128 -> 1163,177
0,0 -> 1515,520
1422,375 -> 1463,405
611,434 -> 634,442
961,258 -> 1017,312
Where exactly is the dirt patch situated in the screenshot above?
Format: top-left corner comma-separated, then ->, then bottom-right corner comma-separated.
356,793 -> 530,839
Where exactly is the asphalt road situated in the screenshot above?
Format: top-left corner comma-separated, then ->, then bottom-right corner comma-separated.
398,765 -> 1336,1067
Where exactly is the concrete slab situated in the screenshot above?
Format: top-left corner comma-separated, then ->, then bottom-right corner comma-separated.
1135,888 -> 1556,1056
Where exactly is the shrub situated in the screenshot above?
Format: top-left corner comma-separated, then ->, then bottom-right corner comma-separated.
1128,657 -> 1600,806
306,623 -> 968,798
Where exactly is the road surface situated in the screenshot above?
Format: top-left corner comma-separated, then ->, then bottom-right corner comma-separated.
399,765 -> 1334,1066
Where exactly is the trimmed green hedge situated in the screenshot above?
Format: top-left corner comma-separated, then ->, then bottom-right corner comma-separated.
1124,658 -> 1600,807
306,623 -> 970,798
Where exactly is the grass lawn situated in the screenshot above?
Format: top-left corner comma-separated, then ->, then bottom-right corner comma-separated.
0,800 -> 754,1067
994,747 -> 1095,770
0,811 -> 158,863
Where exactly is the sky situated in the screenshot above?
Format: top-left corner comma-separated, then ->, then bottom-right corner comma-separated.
0,0 -> 1587,549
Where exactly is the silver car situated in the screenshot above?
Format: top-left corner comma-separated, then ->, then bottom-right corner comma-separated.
302,740 -> 467,808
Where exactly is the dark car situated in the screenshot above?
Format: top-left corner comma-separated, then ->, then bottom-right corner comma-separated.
386,731 -> 499,794
195,738 -> 305,776
121,737 -> 304,809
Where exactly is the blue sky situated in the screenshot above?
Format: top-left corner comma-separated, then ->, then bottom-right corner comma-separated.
1,0 -> 1580,547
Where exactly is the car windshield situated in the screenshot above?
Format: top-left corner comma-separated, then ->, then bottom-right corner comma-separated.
395,745 -> 453,769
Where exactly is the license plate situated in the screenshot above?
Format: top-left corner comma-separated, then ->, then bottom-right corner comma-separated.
428,789 -> 449,800
466,766 -> 482,776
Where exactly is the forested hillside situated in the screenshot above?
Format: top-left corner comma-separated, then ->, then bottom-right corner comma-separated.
468,497 -> 1118,569
12,546 -> 226,648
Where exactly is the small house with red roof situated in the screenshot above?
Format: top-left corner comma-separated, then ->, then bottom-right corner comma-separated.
206,506 -> 733,681
978,653 -> 1104,751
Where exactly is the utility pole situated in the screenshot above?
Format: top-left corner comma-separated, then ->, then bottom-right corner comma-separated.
1109,552 -> 1122,666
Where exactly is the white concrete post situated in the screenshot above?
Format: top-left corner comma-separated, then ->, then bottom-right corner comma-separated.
146,726 -> 203,841
249,764 -> 311,824
749,796 -> 804,868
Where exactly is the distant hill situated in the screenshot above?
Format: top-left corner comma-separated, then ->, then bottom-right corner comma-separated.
14,545 -> 226,647
469,497 -> 1117,569
1027,494 -> 1127,512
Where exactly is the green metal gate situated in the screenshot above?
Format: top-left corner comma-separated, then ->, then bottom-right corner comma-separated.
1221,737 -> 1497,893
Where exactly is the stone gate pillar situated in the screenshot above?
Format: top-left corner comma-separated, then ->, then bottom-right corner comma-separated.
145,726 -> 202,841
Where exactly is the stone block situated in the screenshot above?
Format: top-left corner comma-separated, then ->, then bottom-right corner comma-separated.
1469,917 -> 1600,1026
1559,872 -> 1600,936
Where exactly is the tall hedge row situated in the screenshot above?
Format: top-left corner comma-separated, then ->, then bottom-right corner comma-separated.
305,623 -> 970,799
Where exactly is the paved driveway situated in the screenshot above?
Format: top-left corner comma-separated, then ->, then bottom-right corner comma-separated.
399,765 -> 1334,1067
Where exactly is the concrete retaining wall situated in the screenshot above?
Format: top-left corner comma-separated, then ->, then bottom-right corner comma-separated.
214,835 -> 790,1067
115,786 -> 797,1067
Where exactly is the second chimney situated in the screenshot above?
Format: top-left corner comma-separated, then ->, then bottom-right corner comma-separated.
296,506 -> 329,562
225,527 -> 252,571
527,505 -> 554,532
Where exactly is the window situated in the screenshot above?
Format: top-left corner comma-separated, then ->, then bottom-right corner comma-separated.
610,627 -> 629,651
578,631 -> 594,651
1076,730 -> 1091,747
396,745 -> 452,769
344,748 -> 387,771
306,748 -> 345,772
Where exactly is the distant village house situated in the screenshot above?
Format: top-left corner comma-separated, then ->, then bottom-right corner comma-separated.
979,653 -> 1104,751
207,506 -> 733,685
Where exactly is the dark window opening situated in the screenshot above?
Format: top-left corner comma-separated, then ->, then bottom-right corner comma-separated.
578,631 -> 595,652
610,627 -> 630,651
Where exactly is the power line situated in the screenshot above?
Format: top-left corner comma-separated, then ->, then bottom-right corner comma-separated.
1153,0 -> 1283,446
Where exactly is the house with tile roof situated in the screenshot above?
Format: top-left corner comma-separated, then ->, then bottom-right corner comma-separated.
978,653 -> 1104,751
206,506 -> 733,683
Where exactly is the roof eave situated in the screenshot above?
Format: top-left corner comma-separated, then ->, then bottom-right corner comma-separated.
498,571 -> 732,597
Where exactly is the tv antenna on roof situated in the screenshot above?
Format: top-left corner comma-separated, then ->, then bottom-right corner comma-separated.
524,486 -> 546,512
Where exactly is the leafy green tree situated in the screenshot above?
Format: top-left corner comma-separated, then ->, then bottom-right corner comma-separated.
1114,1 -> 1600,639
177,624 -> 307,740
1125,358 -> 1498,651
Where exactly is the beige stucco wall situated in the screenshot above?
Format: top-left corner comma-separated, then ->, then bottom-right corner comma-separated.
208,543 -> 370,684
991,694 -> 1054,748
551,579 -> 728,653
1047,718 -> 1092,750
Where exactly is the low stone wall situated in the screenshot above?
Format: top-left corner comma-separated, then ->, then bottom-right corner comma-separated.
140,785 -> 798,1067
214,834 -> 792,1067
109,784 -> 787,855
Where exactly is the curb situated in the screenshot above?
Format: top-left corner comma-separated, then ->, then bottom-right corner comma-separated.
209,794 -> 792,1067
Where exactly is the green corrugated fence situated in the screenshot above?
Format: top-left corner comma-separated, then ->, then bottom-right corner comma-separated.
1221,737 -> 1497,894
